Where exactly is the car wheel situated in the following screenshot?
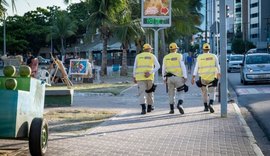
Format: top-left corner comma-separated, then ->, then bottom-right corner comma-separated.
243,79 -> 248,85
228,69 -> 231,73
240,78 -> 243,84
29,118 -> 48,156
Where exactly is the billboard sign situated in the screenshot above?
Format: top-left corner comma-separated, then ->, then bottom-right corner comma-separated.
141,0 -> 171,27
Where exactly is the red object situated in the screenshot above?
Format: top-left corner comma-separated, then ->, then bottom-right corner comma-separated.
161,7 -> 169,15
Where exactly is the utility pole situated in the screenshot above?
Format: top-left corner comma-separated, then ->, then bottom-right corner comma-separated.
205,0 -> 208,43
3,9 -> 6,56
220,0 -> 227,117
266,18 -> 270,52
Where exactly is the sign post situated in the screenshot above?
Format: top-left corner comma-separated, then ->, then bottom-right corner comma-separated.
141,0 -> 171,81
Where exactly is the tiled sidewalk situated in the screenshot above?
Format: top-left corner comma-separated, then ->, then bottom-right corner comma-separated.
0,78 -> 264,156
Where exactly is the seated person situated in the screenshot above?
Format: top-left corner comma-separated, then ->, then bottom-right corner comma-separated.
28,57 -> 39,78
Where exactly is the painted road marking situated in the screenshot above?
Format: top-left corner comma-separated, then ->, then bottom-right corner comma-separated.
236,87 -> 270,95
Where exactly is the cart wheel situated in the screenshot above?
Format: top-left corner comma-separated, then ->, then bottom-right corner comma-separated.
29,118 -> 49,156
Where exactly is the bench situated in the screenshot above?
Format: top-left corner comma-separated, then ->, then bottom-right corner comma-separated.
44,89 -> 74,107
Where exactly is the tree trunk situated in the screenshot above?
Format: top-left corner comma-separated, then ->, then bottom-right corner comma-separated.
101,37 -> 108,76
135,38 -> 143,54
120,42 -> 128,76
61,37 -> 65,61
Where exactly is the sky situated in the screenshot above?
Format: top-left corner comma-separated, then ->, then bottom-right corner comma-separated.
6,0 -> 81,16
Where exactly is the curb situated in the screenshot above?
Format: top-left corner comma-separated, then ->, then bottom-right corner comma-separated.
228,80 -> 264,156
119,84 -> 137,95
232,102 -> 264,156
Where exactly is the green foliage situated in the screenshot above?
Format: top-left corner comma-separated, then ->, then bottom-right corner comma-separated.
0,0 -> 204,59
0,8 -> 52,55
48,10 -> 78,55
165,0 -> 203,51
232,38 -> 256,54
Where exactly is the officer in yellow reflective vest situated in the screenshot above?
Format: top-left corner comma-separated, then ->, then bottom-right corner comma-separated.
191,43 -> 221,113
133,43 -> 160,114
162,42 -> 187,114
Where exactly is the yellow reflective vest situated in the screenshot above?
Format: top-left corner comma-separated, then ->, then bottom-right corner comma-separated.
197,53 -> 217,81
135,52 -> 155,81
163,53 -> 183,77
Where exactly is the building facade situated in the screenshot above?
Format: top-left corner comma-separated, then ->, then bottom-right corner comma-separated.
235,0 -> 270,49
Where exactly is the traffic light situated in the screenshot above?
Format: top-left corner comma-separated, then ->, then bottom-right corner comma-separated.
226,5 -> 230,17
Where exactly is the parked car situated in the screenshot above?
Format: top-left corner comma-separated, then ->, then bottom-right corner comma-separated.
37,56 -> 50,64
240,53 -> 270,85
227,54 -> 244,72
0,58 -> 3,68
246,48 -> 268,54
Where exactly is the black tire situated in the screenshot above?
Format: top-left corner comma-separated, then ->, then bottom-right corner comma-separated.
243,79 -> 248,85
29,118 -> 49,156
240,78 -> 243,84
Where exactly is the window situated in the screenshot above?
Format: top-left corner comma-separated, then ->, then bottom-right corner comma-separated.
250,34 -> 258,38
230,56 -> 243,61
246,55 -> 270,64
251,23 -> 259,28
250,2 -> 258,8
236,0 -> 241,3
250,13 -> 258,18
236,8 -> 241,12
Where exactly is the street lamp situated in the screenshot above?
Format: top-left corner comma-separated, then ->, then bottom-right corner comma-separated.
3,8 -> 7,56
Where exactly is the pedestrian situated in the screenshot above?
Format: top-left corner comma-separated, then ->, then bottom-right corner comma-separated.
133,43 -> 160,115
186,52 -> 193,73
191,43 -> 221,113
26,52 -> 39,78
162,42 -> 188,114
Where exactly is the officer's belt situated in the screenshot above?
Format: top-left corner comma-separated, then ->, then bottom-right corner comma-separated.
196,78 -> 218,88
164,72 -> 176,77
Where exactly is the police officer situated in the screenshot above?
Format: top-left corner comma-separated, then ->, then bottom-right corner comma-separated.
191,43 -> 221,113
133,43 -> 160,114
162,43 -> 187,114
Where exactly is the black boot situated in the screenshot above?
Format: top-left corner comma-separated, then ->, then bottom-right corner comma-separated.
177,100 -> 184,114
169,104 -> 174,114
204,103 -> 209,111
208,100 -> 215,113
141,104 -> 146,114
147,105 -> 152,112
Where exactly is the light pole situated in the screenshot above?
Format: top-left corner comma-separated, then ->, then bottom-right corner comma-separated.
220,0 -> 228,117
205,0 -> 208,43
3,9 -> 7,56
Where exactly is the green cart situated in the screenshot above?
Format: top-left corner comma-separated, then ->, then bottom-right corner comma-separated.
0,76 -> 48,156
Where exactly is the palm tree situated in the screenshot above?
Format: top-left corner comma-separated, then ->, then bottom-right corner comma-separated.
112,0 -> 144,76
114,19 -> 144,76
162,0 -> 202,52
48,11 -> 77,57
0,0 -> 15,16
86,0 -> 128,76
172,0 -> 202,36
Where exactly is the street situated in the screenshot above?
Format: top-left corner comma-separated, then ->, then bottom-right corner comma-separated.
228,71 -> 270,154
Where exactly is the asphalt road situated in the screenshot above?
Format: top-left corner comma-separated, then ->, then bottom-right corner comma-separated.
228,71 -> 270,145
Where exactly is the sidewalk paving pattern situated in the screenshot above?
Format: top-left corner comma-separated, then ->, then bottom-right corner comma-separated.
0,78 -> 263,156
